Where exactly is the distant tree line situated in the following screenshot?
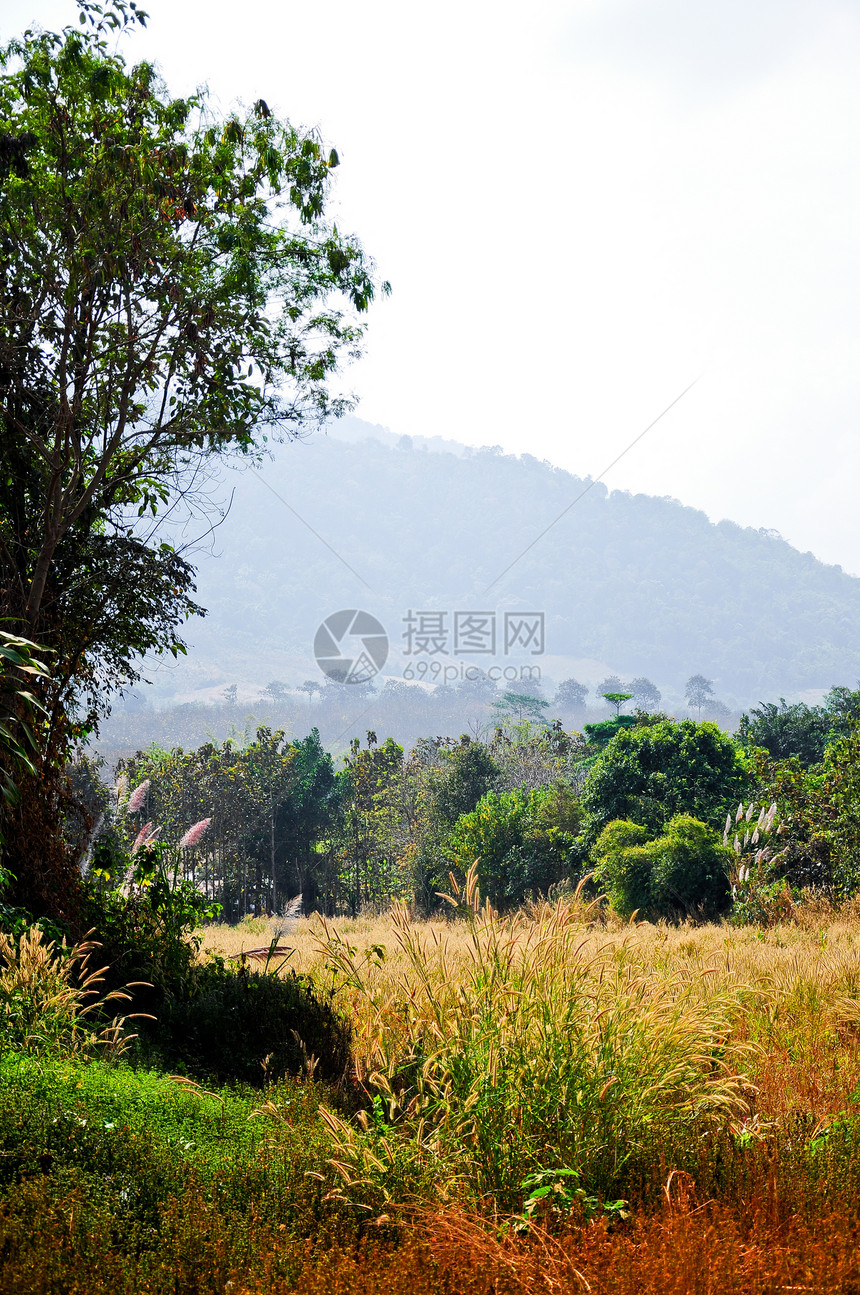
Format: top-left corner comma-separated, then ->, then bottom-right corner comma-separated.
72,680 -> 860,925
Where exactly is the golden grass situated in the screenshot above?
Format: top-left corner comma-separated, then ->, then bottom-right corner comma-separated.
201,895 -> 860,1127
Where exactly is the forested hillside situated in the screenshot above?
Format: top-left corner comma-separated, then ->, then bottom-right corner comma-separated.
144,418 -> 860,711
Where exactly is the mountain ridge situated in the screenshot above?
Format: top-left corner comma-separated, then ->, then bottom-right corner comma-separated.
136,418 -> 860,713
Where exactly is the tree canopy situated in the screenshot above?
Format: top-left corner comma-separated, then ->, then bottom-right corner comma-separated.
581,718 -> 753,846
0,0 -> 385,912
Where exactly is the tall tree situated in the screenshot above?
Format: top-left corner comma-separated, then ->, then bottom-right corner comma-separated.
554,678 -> 588,711
628,676 -> 662,712
595,676 -> 624,703
581,718 -> 752,847
0,2 -> 385,913
685,674 -> 715,719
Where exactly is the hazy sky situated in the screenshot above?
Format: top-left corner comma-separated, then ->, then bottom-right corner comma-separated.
7,0 -> 860,572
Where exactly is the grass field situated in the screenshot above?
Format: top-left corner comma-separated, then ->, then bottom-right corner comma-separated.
6,898 -> 860,1292
203,895 -> 860,1131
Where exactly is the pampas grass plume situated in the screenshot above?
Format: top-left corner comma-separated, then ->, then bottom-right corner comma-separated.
132,822 -> 153,855
180,817 -> 211,849
127,779 -> 150,814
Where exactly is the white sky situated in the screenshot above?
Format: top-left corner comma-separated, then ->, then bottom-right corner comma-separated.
8,0 -> 860,572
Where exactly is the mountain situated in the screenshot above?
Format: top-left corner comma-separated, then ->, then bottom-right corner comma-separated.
131,417 -> 860,715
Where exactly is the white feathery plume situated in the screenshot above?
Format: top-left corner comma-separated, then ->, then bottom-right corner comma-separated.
282,894 -> 303,921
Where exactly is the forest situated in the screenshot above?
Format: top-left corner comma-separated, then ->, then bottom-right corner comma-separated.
74,681 -> 860,924
5,4 -> 860,1293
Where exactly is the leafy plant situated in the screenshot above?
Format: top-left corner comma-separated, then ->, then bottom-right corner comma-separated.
593,815 -> 733,921
581,719 -> 753,847
0,631 -> 50,824
444,784 -> 577,907
516,1167 -> 628,1231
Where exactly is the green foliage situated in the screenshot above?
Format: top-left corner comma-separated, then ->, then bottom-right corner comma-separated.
748,723 -> 860,903
602,691 -> 634,716
591,820 -> 652,916
821,684 -> 860,741
517,1167 -> 628,1229
409,739 -> 502,910
82,838 -> 352,1086
649,816 -> 733,919
735,693 -> 859,767
0,1050 -> 362,1293
0,0 -> 383,909
581,719 -> 753,847
85,843 -> 215,1006
583,714 -> 638,749
334,735 -> 408,916
430,739 -> 501,828
445,784 -> 578,908
151,962 -> 352,1087
117,727 -> 338,918
811,723 -> 860,897
594,815 -> 733,920
0,631 -> 50,830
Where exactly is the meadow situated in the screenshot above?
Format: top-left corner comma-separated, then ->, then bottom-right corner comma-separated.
209,892 -> 860,1290
5,891 -> 860,1290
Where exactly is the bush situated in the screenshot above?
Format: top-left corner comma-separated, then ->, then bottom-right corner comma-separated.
0,1052 -> 366,1294
445,784 -> 578,907
150,962 -> 353,1087
591,820 -> 652,916
82,842 -> 219,1012
81,849 -> 352,1087
593,815 -> 733,921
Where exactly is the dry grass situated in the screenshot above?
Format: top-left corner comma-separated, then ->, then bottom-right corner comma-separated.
0,926 -> 146,1058
416,1201 -> 860,1294
201,900 -> 860,1117
8,899 -> 860,1293
201,888 -> 860,1231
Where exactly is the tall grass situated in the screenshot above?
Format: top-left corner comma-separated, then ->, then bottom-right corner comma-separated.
9,899 -> 860,1291
312,868 -> 753,1209
0,926 -> 147,1058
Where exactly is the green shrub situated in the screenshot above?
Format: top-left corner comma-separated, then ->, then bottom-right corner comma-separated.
81,850 -> 352,1087
84,843 -> 217,1011
593,815 -> 733,920
591,820 -> 652,916
445,784 -> 578,907
0,1052 -> 361,1293
150,962 -> 353,1087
